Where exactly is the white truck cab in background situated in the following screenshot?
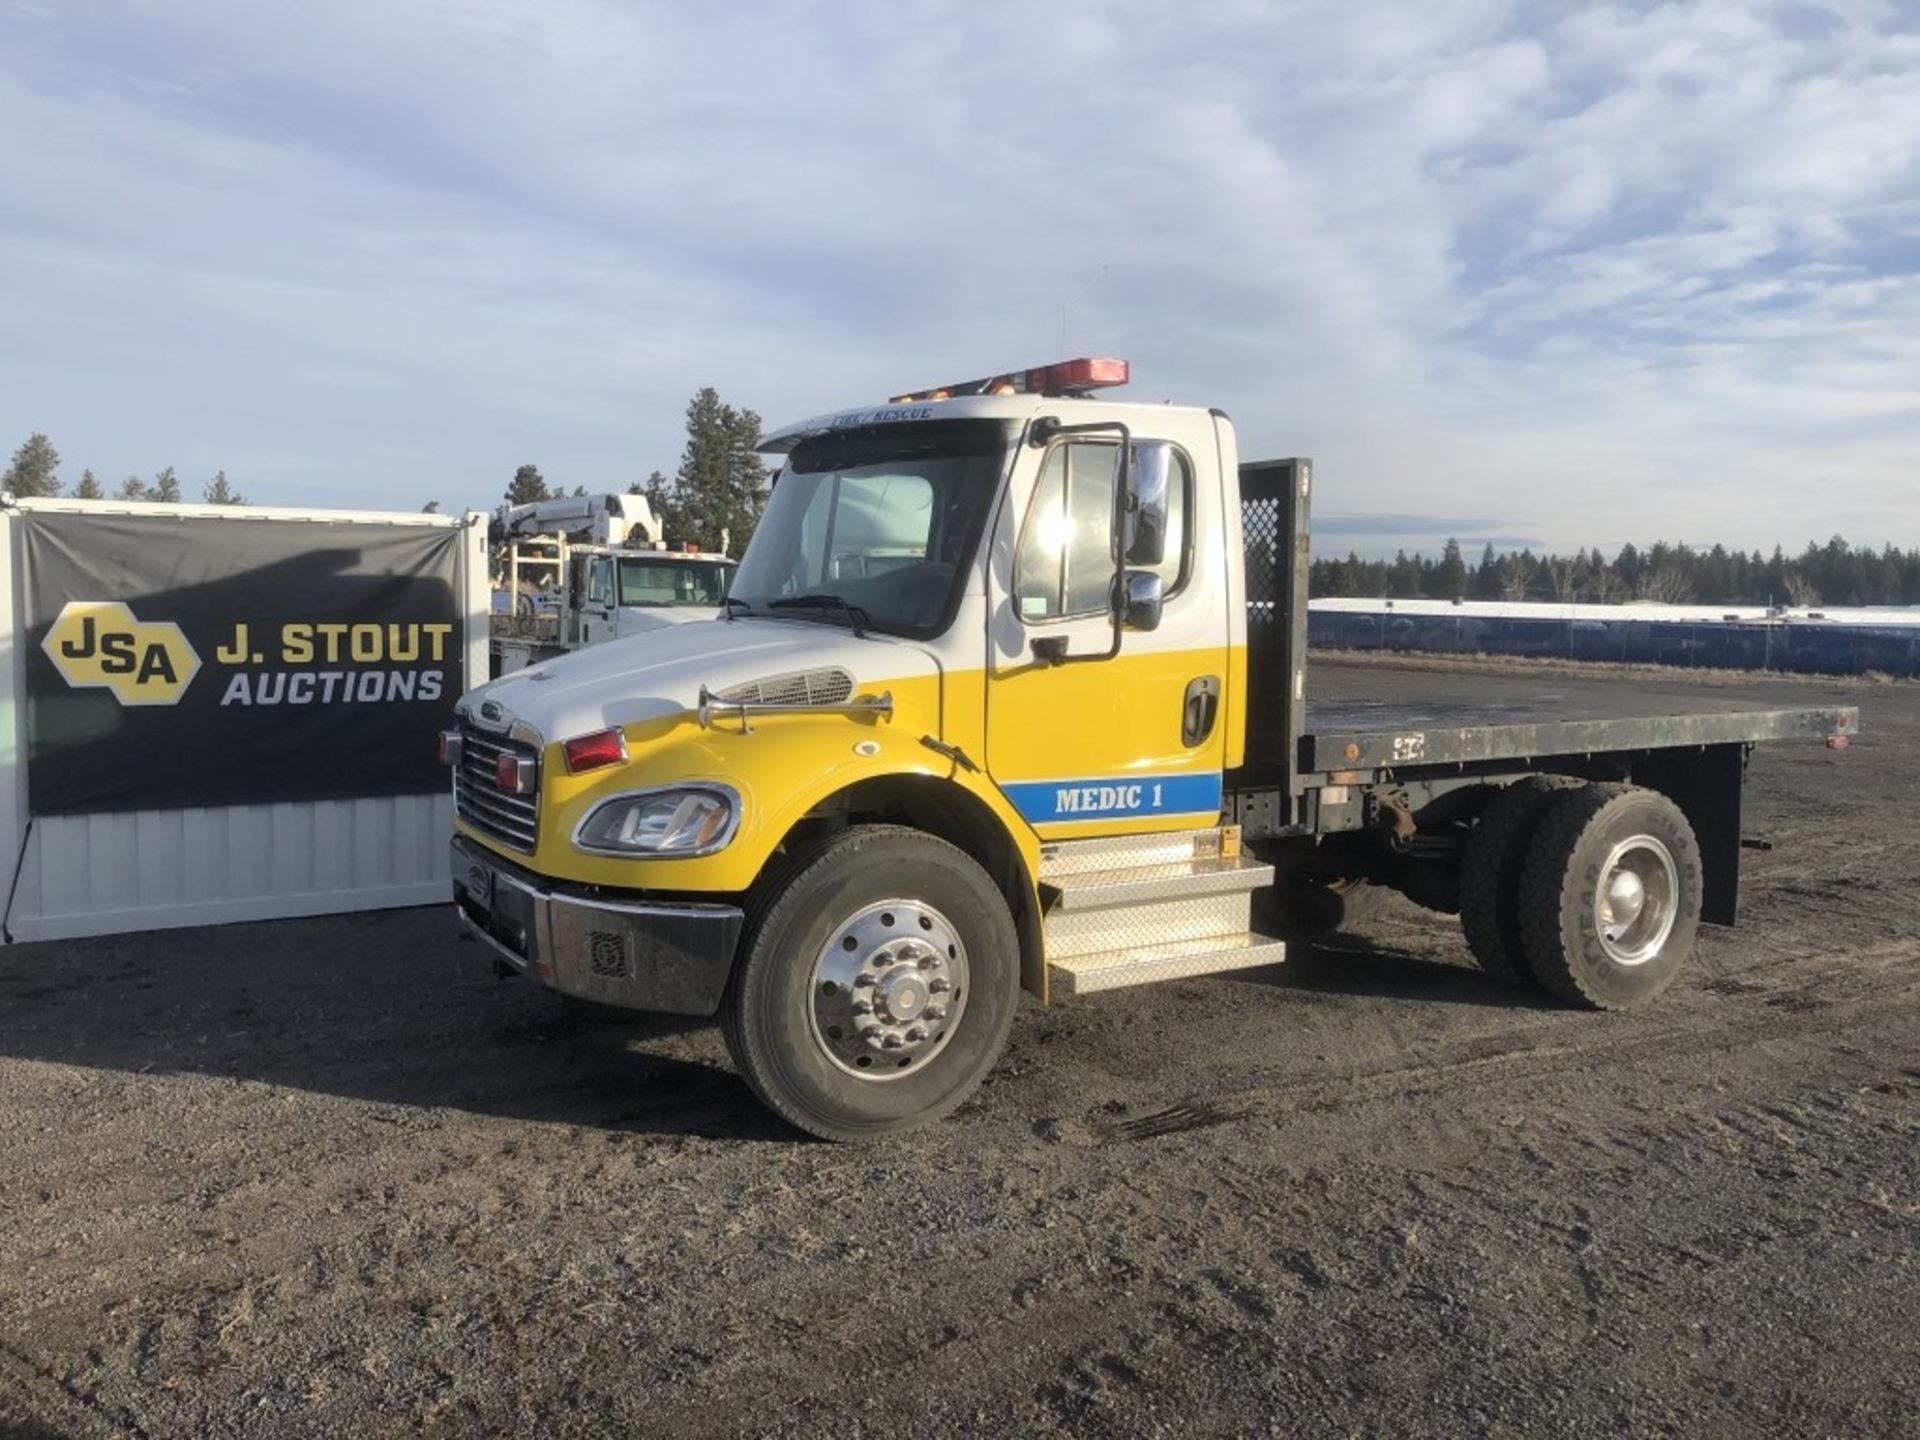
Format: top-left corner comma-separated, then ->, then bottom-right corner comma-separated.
491,493 -> 736,676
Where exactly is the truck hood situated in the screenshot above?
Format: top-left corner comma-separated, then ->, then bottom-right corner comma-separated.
462,617 -> 938,741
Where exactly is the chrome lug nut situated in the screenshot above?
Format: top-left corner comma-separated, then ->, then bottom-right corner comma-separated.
881,1034 -> 903,1050
925,1006 -> 948,1022
853,974 -> 876,988
850,1000 -> 872,1016
928,978 -> 951,994
905,1027 -> 926,1043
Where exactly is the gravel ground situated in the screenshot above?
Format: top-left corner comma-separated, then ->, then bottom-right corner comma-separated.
2,657 -> 1916,1439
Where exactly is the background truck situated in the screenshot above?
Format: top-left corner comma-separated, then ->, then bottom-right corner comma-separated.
490,492 -> 735,676
445,358 -> 1858,1139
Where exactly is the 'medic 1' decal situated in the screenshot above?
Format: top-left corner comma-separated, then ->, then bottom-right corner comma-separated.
1000,772 -> 1223,824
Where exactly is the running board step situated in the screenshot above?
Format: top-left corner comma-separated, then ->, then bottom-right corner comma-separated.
1038,827 -> 1238,881
1046,855 -> 1273,912
1048,932 -> 1287,998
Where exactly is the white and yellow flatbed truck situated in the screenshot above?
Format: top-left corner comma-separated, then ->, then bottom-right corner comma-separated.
444,358 -> 1859,1140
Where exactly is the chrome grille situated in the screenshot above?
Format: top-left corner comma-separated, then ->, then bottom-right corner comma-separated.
713,667 -> 854,707
454,723 -> 540,852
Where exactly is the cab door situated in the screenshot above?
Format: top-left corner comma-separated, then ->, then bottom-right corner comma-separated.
580,555 -> 616,646
983,409 -> 1230,839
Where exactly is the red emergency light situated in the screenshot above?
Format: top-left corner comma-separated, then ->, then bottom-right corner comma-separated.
891,357 -> 1130,403
562,728 -> 629,774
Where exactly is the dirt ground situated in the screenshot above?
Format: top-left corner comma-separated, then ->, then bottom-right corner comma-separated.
2,657 -> 1916,1439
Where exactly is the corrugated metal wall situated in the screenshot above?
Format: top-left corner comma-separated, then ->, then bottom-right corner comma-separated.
6,795 -> 454,942
1,500 -> 489,943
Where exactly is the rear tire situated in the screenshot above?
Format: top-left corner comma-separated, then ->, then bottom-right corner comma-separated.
1518,785 -> 1702,1009
720,825 -> 1020,1141
1254,873 -> 1377,940
1458,776 -> 1578,983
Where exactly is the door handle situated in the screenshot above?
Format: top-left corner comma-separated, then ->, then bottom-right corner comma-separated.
1182,676 -> 1220,747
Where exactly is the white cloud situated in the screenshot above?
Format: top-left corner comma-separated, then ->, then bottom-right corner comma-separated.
0,0 -> 1914,552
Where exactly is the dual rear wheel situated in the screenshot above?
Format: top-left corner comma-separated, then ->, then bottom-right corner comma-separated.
1461,780 -> 1703,1008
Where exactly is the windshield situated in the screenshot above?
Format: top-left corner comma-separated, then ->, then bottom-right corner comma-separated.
617,557 -> 732,607
728,420 -> 1012,638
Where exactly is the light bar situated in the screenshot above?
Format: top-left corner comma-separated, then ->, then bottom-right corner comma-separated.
891,357 -> 1130,403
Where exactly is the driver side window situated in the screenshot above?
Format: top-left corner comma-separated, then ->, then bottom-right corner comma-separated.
1013,443 -> 1123,621
588,557 -> 615,606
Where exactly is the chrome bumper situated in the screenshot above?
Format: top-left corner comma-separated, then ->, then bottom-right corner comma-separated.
451,836 -> 745,1016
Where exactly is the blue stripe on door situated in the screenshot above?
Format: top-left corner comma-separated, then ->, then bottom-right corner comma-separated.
1000,772 -> 1223,824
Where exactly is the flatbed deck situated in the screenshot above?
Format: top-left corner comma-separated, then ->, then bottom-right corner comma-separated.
1301,665 -> 1858,772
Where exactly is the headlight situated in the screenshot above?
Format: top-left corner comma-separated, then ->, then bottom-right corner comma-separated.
573,786 -> 738,857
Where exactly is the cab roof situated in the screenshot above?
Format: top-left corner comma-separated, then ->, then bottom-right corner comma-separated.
759,393 -> 1217,455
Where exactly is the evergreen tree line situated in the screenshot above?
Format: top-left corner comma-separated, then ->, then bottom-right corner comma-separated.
3,433 -> 247,505
498,386 -> 769,556
1310,536 -> 1920,609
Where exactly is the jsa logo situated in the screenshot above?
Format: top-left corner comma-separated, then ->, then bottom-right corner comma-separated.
43,601 -> 201,705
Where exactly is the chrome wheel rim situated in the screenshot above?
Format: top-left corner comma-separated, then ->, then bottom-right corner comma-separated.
808,899 -> 968,1081
1594,834 -> 1679,966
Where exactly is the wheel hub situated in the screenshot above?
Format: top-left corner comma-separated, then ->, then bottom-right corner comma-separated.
1595,834 -> 1679,966
810,901 -> 968,1080
1605,869 -> 1647,929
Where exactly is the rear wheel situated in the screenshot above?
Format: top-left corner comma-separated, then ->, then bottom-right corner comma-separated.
1518,785 -> 1702,1009
720,825 -> 1020,1140
1253,872 -> 1378,940
1458,776 -> 1578,983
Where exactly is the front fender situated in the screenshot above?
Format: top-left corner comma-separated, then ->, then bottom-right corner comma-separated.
500,688 -> 1038,896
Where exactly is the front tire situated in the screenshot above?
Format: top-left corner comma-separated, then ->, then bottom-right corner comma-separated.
720,825 -> 1020,1141
1518,785 -> 1703,1009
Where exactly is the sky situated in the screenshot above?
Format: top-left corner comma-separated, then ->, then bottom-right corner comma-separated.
1,0 -> 1916,557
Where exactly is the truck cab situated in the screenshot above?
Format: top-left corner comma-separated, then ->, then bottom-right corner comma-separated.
491,493 -> 735,675
446,358 -> 1856,1139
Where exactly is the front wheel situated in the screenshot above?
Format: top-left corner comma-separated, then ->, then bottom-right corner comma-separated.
720,825 -> 1020,1140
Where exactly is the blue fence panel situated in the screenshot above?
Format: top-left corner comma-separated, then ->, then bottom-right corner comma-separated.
1308,609 -> 1920,677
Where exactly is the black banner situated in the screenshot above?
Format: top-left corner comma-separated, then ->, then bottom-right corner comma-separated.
21,511 -> 464,816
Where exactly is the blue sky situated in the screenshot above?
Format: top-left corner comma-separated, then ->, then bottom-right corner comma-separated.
2,0 -> 1916,555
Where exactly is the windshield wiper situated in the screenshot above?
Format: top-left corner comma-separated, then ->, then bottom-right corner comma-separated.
721,596 -> 755,622
767,593 -> 871,637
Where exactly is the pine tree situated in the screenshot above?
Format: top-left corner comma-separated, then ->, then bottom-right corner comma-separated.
724,404 -> 770,553
421,500 -> 441,513
203,470 -> 246,505
152,467 -> 182,503
74,468 -> 104,500
672,388 -> 770,554
506,464 -> 549,507
4,432 -> 61,497
1472,544 -> 1502,600
1435,538 -> 1467,600
118,476 -> 150,500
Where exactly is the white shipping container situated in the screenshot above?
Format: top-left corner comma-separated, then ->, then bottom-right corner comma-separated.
0,497 -> 489,943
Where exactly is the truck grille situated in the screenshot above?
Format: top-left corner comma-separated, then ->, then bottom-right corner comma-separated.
454,724 -> 540,853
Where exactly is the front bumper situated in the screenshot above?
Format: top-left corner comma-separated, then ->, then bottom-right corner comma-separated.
451,835 -> 745,1016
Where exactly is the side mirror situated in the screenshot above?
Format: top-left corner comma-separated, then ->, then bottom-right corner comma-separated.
1122,570 -> 1163,632
1125,441 -> 1172,567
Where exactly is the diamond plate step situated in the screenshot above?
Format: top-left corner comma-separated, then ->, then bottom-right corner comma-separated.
1038,827 -> 1235,881
1046,855 -> 1273,912
1044,889 -> 1253,959
1048,932 -> 1287,997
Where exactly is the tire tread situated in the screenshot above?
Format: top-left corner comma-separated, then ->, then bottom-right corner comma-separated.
1458,776 -> 1579,982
